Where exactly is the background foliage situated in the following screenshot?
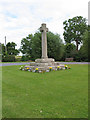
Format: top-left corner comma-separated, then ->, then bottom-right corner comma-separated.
1,16 -> 88,62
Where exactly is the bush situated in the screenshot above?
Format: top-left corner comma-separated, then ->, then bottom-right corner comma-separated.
73,50 -> 88,62
2,55 -> 16,62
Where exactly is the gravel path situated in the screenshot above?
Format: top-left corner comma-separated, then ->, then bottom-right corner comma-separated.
0,62 -> 89,66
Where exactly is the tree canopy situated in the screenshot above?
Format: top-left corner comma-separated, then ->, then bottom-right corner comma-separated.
63,16 -> 87,51
6,42 -> 19,55
20,31 -> 64,61
2,42 -> 19,56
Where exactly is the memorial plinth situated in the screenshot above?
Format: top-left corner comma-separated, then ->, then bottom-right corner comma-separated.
25,23 -> 65,71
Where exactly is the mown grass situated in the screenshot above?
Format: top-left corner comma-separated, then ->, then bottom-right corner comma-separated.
2,64 -> 88,118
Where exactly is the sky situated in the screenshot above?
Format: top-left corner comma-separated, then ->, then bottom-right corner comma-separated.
0,0 -> 89,49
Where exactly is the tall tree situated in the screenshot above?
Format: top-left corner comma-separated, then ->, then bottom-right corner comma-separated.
20,34 -> 33,57
20,31 -> 64,61
47,32 -> 64,60
6,42 -> 19,55
30,32 -> 42,60
63,16 -> 87,51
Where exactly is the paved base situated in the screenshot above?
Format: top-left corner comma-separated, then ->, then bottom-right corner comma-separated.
25,60 -> 65,71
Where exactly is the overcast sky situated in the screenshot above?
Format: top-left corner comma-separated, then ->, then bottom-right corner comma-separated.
0,0 -> 89,49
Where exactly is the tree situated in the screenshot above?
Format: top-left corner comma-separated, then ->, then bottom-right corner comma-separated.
78,30 -> 88,61
64,43 -> 76,58
20,31 -> 64,61
20,34 -> 33,56
6,42 -> 19,55
30,32 -> 42,60
47,32 -> 64,60
20,34 -> 33,61
1,42 -> 19,62
63,16 -> 87,51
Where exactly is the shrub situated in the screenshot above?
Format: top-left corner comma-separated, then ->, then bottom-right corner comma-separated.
2,55 -> 15,62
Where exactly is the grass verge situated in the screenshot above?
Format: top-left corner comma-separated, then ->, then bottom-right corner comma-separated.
2,64 -> 88,118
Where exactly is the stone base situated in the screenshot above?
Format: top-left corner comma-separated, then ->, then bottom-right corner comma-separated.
29,58 -> 55,67
30,62 -> 55,67
25,58 -> 65,72
35,58 -> 55,63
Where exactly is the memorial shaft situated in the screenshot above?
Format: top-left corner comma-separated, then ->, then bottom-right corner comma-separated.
42,30 -> 47,58
40,23 -> 48,59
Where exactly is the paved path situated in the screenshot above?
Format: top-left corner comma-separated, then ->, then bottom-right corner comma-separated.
0,62 -> 30,66
0,62 -> 89,66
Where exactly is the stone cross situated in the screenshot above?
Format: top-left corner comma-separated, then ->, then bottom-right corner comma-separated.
40,23 -> 48,59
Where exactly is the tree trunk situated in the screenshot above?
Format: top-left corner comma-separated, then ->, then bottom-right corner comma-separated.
76,40 -> 78,51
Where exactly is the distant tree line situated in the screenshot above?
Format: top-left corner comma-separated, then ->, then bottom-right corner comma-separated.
1,16 -> 88,62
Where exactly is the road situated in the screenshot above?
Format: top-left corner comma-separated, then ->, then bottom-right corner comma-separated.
0,62 -> 89,66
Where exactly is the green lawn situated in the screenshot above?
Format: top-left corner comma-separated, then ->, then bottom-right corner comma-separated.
2,64 -> 88,118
